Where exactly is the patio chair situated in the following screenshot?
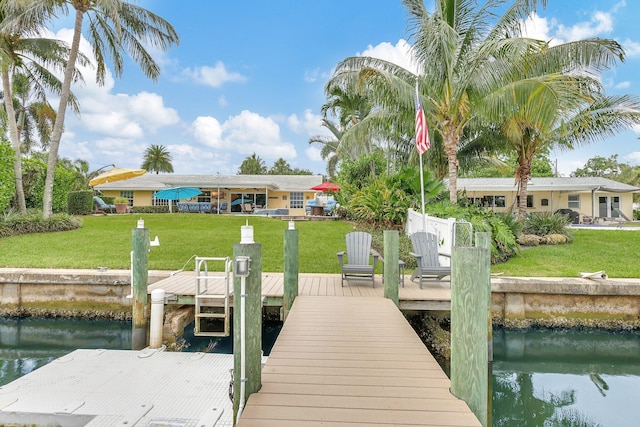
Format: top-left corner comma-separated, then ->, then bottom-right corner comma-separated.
409,231 -> 451,289
218,202 -> 228,213
93,196 -> 116,214
337,231 -> 379,288
324,199 -> 337,215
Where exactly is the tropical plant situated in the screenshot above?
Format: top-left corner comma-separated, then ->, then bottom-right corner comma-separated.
0,5 -> 82,214
329,0 -> 551,203
0,141 -> 14,212
141,144 -> 174,174
2,0 -> 179,217
477,38 -> 640,217
238,153 -> 267,175
523,212 -> 572,238
268,158 -> 292,175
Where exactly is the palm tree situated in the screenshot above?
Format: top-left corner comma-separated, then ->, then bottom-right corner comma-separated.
268,158 -> 292,175
478,39 -> 640,217
238,153 -> 267,175
0,7 -> 81,214
308,118 -> 342,179
331,0 -> 550,203
2,0 -> 179,217
141,144 -> 173,174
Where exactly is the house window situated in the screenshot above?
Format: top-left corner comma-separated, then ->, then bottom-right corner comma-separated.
470,195 -> 505,208
120,191 -> 133,205
541,198 -> 549,206
290,192 -> 304,209
568,194 -> 580,209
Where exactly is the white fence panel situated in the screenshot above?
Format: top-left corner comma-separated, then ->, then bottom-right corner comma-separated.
405,209 -> 456,265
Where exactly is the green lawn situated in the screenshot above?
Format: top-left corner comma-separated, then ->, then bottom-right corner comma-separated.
0,214 -> 354,273
492,229 -> 640,278
1,214 -> 639,278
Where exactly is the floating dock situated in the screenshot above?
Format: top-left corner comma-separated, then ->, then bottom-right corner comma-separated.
0,349 -> 235,426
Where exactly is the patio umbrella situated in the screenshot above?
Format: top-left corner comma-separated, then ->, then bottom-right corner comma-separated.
310,181 -> 341,192
155,187 -> 202,213
230,198 -> 253,206
89,167 -> 146,187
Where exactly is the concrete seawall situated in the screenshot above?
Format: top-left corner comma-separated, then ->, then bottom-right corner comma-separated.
0,268 -> 639,322
0,268 -> 169,315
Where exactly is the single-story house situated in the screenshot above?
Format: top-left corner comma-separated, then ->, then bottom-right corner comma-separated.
94,174 -> 324,216
456,177 -> 640,222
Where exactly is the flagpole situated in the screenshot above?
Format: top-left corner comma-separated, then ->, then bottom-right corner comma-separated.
419,151 -> 426,233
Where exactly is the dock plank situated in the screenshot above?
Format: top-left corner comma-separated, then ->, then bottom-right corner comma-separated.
236,296 -> 480,426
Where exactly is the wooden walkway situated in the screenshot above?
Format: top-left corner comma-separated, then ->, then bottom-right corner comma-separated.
237,296 -> 481,426
148,272 -> 452,311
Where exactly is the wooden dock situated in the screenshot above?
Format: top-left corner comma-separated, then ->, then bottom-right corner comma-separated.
148,271 -> 452,311
237,295 -> 481,426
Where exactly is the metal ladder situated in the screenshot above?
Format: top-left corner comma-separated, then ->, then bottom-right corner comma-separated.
194,256 -> 232,337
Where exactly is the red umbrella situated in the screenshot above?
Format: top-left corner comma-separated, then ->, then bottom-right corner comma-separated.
310,181 -> 341,192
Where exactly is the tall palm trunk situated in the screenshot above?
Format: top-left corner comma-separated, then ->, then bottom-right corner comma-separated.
443,127 -> 459,204
42,8 -> 84,218
2,70 -> 27,214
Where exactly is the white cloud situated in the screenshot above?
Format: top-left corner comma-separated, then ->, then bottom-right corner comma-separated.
622,39 -> 640,57
182,61 -> 246,88
305,146 -> 324,162
522,13 -> 555,42
83,112 -> 144,138
128,92 -> 180,131
358,39 -> 417,74
556,10 -> 614,42
191,110 -> 297,160
625,151 -> 640,165
615,81 -> 631,89
287,109 -> 324,135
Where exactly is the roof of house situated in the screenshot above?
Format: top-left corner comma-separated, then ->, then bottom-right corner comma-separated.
95,174 -> 324,192
456,177 -> 640,193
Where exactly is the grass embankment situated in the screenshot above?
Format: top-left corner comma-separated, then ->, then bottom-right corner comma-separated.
0,214 -> 639,278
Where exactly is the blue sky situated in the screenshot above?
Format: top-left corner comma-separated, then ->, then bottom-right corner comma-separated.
47,1 -> 640,177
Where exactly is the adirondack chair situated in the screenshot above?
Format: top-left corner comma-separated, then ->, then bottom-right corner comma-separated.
337,231 -> 379,287
409,232 -> 451,288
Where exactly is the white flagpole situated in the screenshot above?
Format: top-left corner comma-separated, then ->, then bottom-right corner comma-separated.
419,152 -> 426,232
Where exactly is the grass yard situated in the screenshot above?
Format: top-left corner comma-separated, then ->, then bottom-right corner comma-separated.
492,229 -> 640,278
0,214 -> 638,278
0,214 -> 354,273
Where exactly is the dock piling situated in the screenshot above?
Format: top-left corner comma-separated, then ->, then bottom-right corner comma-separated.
383,230 -> 399,306
233,238 -> 262,424
131,225 -> 149,350
283,223 -> 299,320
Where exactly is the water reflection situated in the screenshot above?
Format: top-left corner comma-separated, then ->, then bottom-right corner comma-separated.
0,317 -> 282,387
493,328 -> 640,426
0,317 -> 131,386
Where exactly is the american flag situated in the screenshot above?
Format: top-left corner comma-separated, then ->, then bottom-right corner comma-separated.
414,84 -> 430,154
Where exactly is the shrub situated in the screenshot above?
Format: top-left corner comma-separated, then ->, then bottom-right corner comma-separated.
0,210 -> 81,238
114,197 -> 129,203
523,212 -> 573,240
68,191 -> 93,215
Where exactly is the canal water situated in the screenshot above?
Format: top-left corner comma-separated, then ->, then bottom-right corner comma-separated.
0,317 -> 281,387
2,318 -> 639,426
492,327 -> 640,427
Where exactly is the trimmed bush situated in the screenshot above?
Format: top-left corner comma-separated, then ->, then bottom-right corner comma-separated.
68,191 -> 94,215
0,210 -> 81,238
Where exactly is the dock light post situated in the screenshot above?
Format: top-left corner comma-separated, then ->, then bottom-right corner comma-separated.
283,220 -> 299,320
233,221 -> 262,424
